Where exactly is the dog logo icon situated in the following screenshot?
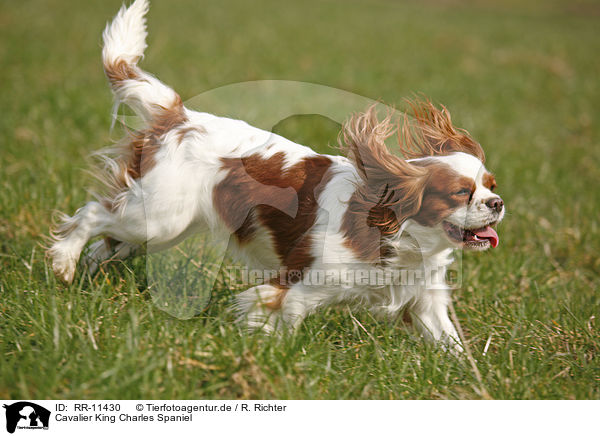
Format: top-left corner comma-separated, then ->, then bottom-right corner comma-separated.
2,402 -> 50,433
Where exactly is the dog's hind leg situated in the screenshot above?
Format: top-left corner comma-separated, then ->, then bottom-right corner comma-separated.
49,183 -> 202,283
49,198 -> 152,283
49,202 -> 115,283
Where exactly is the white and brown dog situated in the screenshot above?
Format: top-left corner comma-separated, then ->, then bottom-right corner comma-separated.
49,0 -> 504,350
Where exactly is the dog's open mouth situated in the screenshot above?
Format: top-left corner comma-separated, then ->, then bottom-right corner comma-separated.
442,221 -> 499,249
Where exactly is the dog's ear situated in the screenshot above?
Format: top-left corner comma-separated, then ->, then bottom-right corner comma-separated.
341,105 -> 429,226
399,97 -> 485,162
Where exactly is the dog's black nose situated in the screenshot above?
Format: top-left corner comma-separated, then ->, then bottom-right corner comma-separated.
485,197 -> 504,213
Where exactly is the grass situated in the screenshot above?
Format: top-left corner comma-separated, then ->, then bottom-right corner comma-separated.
1,0 -> 599,399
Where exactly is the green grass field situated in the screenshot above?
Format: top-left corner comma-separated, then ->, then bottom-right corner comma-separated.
1,0 -> 599,399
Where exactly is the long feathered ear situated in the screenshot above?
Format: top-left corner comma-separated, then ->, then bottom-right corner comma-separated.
342,105 -> 409,182
399,97 -> 485,162
340,105 -> 429,232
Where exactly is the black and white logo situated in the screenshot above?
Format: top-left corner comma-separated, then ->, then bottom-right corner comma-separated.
3,402 -> 50,434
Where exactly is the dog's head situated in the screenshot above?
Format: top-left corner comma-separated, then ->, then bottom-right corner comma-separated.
406,152 -> 504,251
342,100 -> 504,259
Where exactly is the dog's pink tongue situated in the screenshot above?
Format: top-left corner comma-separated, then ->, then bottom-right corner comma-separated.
473,226 -> 499,248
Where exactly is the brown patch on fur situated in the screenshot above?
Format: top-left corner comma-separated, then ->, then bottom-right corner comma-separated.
340,106 -> 430,262
176,126 -> 206,144
342,188 -> 404,262
125,132 -> 158,180
214,152 -> 332,277
104,59 -> 140,84
400,98 -> 485,163
482,172 -> 497,191
125,96 -> 187,180
411,161 -> 475,227
153,95 -> 187,131
264,281 -> 288,310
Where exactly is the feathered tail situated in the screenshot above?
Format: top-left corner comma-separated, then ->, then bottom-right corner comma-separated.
102,0 -> 184,125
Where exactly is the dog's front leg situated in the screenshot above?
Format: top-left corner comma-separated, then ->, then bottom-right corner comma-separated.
410,289 -> 463,353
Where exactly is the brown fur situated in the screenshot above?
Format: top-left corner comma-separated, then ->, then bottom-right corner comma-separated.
342,189 -> 404,262
125,95 -> 187,179
399,98 -> 485,163
104,59 -> 140,85
176,126 -> 206,144
340,106 -> 429,262
411,161 -> 475,226
214,152 -> 333,291
482,172 -> 497,191
264,281 -> 288,310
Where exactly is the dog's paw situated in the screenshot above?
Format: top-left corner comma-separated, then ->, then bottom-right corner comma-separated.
49,243 -> 77,284
442,336 -> 465,356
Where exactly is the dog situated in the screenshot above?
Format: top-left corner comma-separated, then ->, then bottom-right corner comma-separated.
49,0 -> 504,351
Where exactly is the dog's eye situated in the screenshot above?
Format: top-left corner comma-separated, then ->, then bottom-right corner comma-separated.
454,188 -> 470,196
490,184 -> 496,192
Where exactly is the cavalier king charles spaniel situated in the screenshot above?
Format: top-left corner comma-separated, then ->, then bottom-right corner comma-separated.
49,0 -> 504,351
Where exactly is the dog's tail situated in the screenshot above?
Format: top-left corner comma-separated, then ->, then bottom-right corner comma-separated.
102,0 -> 184,126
